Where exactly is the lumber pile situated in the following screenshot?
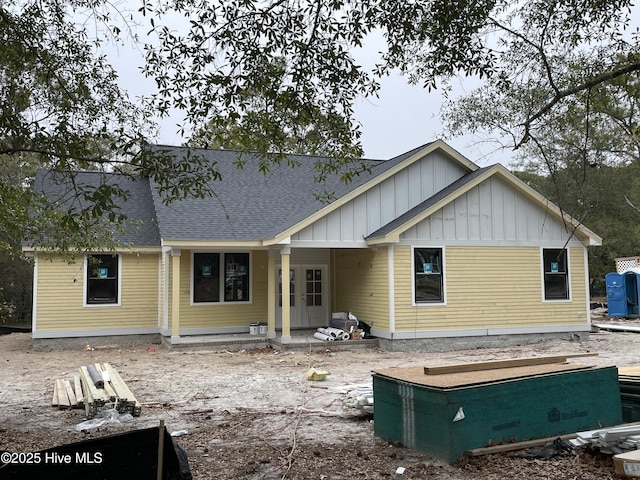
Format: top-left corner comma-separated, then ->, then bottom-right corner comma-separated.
570,424 -> 640,454
51,363 -> 141,419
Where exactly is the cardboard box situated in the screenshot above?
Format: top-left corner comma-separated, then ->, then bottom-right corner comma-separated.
614,450 -> 640,477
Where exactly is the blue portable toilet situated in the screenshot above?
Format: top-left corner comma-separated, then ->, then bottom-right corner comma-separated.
606,271 -> 640,317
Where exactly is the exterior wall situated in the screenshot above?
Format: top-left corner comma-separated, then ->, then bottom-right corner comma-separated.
332,247 -> 390,330
293,151 -> 468,244
34,253 -> 160,335
391,245 -> 588,334
168,249 -> 269,332
401,176 -> 576,244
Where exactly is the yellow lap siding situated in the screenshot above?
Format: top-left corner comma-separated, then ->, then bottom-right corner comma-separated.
35,253 -> 159,332
332,248 -> 390,330
393,246 -> 587,332
173,250 -> 269,329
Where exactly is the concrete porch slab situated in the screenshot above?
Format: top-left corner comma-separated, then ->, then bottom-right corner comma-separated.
163,329 -> 379,352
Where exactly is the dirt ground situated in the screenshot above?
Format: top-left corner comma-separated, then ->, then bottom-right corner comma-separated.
1,312 -> 640,479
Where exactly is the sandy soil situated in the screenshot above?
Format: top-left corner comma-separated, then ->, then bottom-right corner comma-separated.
1,314 -> 640,479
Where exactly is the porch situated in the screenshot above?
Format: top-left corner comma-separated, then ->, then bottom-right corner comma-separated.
162,329 -> 379,353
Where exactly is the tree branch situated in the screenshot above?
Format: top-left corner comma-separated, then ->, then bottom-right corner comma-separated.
517,59 -> 640,148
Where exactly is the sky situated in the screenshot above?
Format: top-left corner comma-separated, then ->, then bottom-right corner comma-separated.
103,11 -> 513,168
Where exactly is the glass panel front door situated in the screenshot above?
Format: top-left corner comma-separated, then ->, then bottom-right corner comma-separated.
276,265 -> 327,328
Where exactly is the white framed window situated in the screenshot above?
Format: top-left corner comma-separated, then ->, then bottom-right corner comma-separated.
542,248 -> 570,300
192,252 -> 251,304
85,254 -> 121,307
413,247 -> 445,304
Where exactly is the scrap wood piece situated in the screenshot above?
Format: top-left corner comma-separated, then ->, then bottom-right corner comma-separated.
423,353 -> 599,375
468,434 -> 577,457
64,379 -> 77,407
56,379 -> 71,409
73,375 -> 84,406
51,379 -> 59,407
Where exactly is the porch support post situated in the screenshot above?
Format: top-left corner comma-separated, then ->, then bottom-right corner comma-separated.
171,249 -> 181,341
280,246 -> 291,343
266,250 -> 276,339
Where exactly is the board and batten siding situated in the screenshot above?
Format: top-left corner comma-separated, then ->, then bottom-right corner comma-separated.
392,245 -> 588,333
169,249 -> 269,330
35,253 -> 160,333
401,176 -> 579,244
332,247 -> 390,330
292,151 -> 468,244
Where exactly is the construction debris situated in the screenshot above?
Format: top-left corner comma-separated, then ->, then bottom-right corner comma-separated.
570,424 -> 640,454
333,383 -> 374,414
51,363 -> 141,419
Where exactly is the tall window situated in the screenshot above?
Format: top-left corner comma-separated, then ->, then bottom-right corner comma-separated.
543,249 -> 569,300
86,254 -> 119,305
414,248 -> 444,303
193,252 -> 250,303
194,253 -> 220,303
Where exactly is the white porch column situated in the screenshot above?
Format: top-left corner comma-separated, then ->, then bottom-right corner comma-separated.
280,246 -> 291,343
170,249 -> 181,341
267,250 -> 276,339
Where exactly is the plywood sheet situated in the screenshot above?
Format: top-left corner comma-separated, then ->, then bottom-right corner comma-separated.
374,363 -> 595,389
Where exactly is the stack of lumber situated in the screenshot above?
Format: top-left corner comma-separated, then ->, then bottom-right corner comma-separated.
620,366 -> 640,423
570,424 -> 640,454
52,363 -> 141,419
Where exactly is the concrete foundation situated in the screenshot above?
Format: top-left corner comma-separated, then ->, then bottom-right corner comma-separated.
33,334 -> 161,351
377,331 -> 589,353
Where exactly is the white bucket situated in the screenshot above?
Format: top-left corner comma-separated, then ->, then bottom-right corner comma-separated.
259,323 -> 267,335
249,323 -> 259,335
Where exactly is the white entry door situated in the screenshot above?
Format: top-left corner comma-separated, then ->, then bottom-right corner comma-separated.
276,265 -> 328,329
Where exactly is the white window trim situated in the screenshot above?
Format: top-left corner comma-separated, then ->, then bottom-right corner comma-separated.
540,247 -> 572,303
412,246 -> 447,307
190,251 -> 253,306
83,253 -> 122,308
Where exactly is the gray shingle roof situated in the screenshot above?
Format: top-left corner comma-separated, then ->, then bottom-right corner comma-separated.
148,145 -> 384,241
32,142 -> 483,246
32,169 -> 161,246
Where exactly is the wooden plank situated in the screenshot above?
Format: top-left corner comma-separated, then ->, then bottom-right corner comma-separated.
51,379 -> 59,407
103,363 -> 142,416
467,433 -> 577,456
73,375 -> 84,406
64,379 -> 77,407
424,353 -> 599,375
56,379 -> 70,408
79,367 -> 96,419
103,363 -> 135,404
